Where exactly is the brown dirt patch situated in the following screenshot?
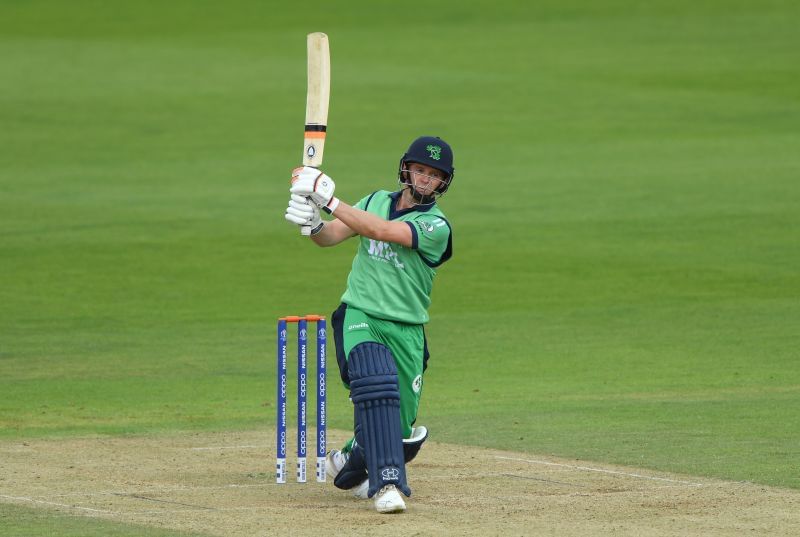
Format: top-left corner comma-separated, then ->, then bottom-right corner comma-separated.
1,429 -> 798,536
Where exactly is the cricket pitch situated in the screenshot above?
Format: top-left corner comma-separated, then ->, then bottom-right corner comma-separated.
1,429 -> 798,536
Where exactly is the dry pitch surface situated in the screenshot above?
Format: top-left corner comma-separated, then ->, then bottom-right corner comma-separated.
1,429 -> 798,536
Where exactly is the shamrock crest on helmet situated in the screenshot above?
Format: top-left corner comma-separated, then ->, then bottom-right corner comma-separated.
426,145 -> 442,160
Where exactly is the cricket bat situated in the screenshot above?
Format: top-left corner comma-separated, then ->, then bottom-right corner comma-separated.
300,32 -> 330,236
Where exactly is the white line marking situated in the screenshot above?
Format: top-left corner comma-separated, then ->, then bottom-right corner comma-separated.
0,494 -> 117,514
44,483 -> 277,498
189,445 -> 268,450
494,456 -> 704,486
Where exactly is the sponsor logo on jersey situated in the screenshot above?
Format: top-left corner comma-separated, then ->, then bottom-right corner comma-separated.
367,239 -> 405,269
347,322 -> 369,331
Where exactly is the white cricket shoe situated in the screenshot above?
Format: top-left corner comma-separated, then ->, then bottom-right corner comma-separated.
325,450 -> 348,480
374,485 -> 406,514
351,478 -> 369,499
326,451 -> 369,499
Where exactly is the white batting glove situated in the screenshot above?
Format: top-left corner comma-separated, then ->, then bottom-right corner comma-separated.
285,194 -> 323,235
289,166 -> 340,213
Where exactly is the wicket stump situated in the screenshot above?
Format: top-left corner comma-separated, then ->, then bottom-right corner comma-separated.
276,315 -> 326,484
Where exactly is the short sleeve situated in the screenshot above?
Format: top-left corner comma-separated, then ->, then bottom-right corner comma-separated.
354,191 -> 378,211
409,215 -> 452,267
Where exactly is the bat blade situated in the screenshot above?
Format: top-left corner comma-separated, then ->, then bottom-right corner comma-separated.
300,32 -> 330,236
304,32 -> 330,168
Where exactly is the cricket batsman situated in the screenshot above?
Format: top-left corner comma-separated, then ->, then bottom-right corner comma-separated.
284,136 -> 455,513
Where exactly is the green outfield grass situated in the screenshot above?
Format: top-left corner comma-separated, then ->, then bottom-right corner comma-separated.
1,0 -> 799,531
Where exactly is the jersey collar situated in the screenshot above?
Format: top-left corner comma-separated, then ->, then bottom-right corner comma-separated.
388,190 -> 436,220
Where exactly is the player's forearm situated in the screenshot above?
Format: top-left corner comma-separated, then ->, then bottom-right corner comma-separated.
329,201 -> 387,240
329,201 -> 412,247
307,214 -> 357,247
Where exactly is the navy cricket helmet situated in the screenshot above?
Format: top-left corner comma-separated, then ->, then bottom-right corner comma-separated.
397,136 -> 455,203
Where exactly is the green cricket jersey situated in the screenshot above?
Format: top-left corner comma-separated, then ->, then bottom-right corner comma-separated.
340,190 -> 452,324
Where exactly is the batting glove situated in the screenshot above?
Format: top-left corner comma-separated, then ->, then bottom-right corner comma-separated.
285,194 -> 324,235
290,166 -> 340,213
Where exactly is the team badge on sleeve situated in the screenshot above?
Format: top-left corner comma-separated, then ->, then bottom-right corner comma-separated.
415,217 -> 447,236
410,214 -> 452,267
415,220 -> 435,234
